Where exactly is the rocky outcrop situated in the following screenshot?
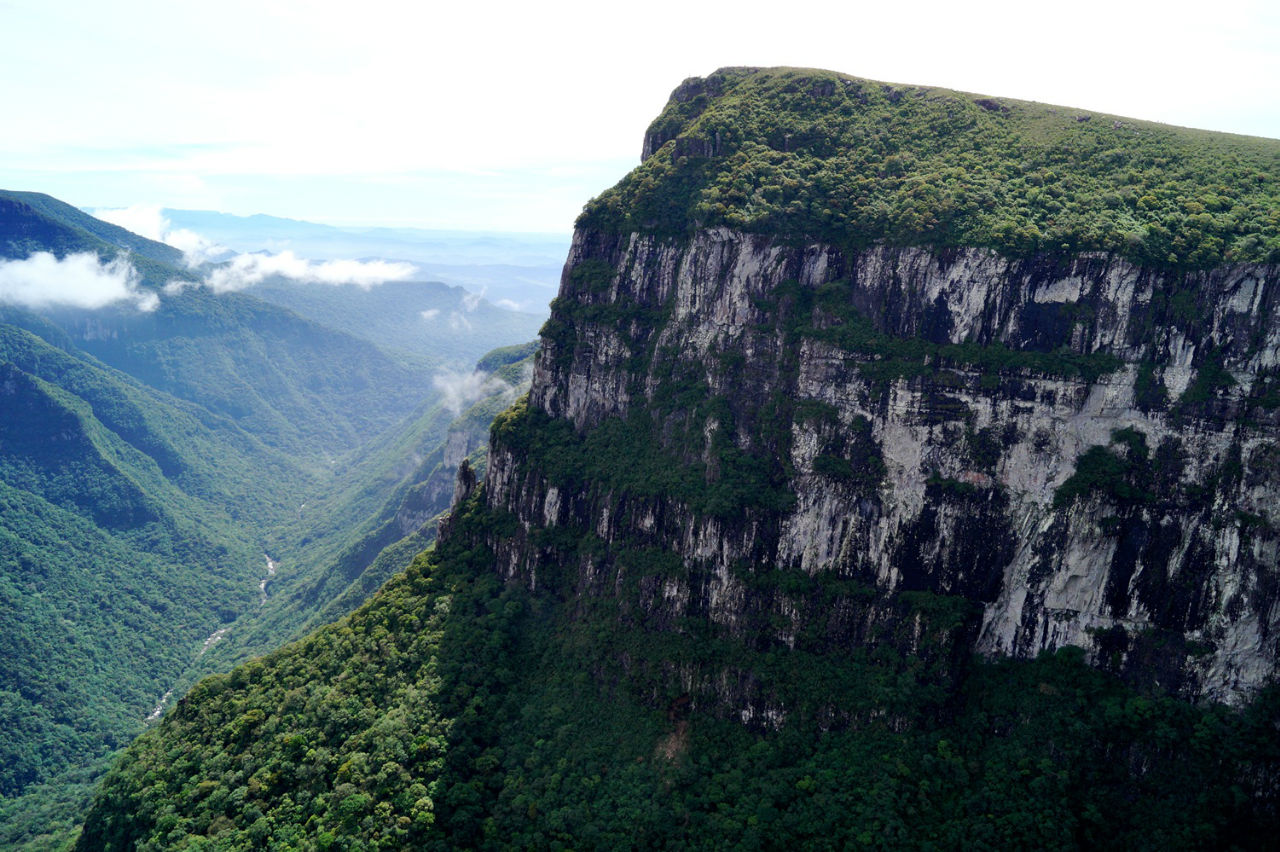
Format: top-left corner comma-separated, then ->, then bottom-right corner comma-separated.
478,225 -> 1280,707
394,419 -> 489,537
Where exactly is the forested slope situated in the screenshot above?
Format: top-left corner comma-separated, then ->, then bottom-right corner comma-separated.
76,490 -> 1280,850
0,194 -> 535,847
0,322 -> 291,845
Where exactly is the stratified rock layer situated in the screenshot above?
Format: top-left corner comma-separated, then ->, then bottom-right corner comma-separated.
485,225 -> 1280,706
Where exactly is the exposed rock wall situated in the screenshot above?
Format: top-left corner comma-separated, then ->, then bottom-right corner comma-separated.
482,226 -> 1280,706
395,420 -> 489,538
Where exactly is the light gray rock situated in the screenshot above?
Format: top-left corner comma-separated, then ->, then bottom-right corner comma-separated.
492,226 -> 1280,707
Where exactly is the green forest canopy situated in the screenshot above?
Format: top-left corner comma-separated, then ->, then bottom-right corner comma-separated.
580,66 -> 1280,268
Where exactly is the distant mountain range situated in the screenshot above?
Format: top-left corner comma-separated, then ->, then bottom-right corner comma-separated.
243,277 -> 543,372
159,208 -> 568,314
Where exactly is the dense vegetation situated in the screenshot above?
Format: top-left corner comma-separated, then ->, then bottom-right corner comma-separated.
0,324 -> 286,847
61,286 -> 428,461
78,488 -> 1280,850
0,327 -> 534,848
229,342 -> 536,652
580,67 -> 1280,268
0,191 -> 539,847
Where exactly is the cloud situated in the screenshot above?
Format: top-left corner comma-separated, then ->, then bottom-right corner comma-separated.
90,206 -> 417,294
92,205 -> 226,265
431,365 -> 526,416
204,250 -> 415,292
164,228 -> 225,265
494,297 -> 522,311
0,252 -> 158,311
461,288 -> 484,312
91,205 -> 169,241
422,307 -> 482,332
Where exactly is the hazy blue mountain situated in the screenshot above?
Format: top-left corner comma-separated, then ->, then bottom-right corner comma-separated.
243,277 -> 544,370
161,208 -> 567,313
161,208 -> 567,266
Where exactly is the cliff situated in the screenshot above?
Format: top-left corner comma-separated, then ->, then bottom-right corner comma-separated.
492,226 -> 1280,708
475,65 -> 1280,708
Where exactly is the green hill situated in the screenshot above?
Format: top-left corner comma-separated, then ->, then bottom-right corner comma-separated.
0,191 -> 186,268
0,325 -> 292,845
0,319 -> 309,531
582,66 -> 1280,267
0,190 -> 195,289
56,286 -> 427,461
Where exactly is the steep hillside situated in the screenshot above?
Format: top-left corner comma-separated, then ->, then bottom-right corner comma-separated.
0,322 -> 308,846
198,341 -> 537,668
51,286 -> 428,460
77,69 -> 1280,849
0,190 -> 195,288
288,341 -> 537,631
0,197 -> 537,847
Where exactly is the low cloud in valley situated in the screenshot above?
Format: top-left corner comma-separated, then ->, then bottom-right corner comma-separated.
0,252 -> 158,312
431,365 -> 528,416
93,205 -> 417,294
93,205 -> 226,266
204,251 -> 415,292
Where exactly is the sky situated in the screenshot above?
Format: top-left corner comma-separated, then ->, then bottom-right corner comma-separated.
3,0 -> 1278,235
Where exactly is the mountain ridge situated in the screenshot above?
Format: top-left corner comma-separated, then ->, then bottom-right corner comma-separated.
0,193 -> 433,459
2,191 -> 188,270
585,66 -> 1280,267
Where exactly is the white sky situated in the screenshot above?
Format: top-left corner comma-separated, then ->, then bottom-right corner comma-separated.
3,0 -> 1277,234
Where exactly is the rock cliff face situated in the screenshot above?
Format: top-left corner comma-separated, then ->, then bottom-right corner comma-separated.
478,224 -> 1280,708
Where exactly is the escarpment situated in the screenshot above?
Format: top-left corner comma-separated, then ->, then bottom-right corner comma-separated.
484,225 -> 1280,708
468,65 -> 1280,711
